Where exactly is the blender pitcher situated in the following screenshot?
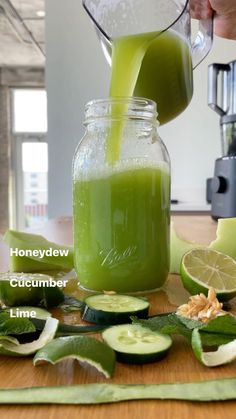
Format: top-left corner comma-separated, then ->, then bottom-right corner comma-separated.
83,0 -> 213,124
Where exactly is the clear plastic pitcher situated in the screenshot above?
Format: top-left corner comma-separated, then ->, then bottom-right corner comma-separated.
83,0 -> 213,124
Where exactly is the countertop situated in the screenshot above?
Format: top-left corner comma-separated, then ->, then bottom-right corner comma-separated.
0,215 -> 236,419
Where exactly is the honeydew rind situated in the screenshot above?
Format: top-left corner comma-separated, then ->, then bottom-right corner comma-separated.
4,230 -> 74,273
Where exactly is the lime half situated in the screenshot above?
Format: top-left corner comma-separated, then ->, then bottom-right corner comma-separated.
180,248 -> 236,301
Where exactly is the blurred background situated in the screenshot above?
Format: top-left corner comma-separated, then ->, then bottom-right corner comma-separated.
0,0 -> 236,233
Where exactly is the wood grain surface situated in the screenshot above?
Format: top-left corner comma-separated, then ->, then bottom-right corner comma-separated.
0,215 -> 236,419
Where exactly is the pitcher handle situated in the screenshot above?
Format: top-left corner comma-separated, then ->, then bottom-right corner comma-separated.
191,17 -> 213,69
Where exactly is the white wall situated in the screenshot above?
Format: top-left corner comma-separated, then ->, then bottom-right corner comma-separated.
45,1 -> 236,216
45,0 -> 109,218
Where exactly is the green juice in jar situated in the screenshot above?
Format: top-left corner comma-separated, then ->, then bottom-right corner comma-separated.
73,163 -> 170,292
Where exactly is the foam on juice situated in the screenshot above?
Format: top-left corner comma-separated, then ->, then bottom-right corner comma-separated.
74,158 -> 170,182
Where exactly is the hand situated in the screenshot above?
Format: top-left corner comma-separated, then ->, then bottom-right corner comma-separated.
190,0 -> 236,40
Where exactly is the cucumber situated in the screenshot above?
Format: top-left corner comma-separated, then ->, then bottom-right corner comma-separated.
82,294 -> 149,325
1,378 -> 236,404
0,273 -> 64,307
102,324 -> 172,364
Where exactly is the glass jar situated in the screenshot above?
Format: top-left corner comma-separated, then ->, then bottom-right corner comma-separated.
73,97 -> 170,293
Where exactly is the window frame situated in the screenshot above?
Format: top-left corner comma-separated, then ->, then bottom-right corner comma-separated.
10,85 -> 48,230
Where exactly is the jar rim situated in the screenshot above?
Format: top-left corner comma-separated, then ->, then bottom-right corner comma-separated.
84,97 -> 158,124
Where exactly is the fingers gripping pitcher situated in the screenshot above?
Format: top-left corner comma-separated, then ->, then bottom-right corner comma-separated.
73,99 -> 170,292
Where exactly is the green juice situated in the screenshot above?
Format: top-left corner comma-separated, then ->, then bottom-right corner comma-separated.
134,31 -> 193,125
107,30 -> 192,163
110,30 -> 193,112
107,32 -> 158,164
73,164 -> 170,292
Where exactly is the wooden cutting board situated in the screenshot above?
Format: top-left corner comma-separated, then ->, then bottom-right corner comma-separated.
0,214 -> 236,419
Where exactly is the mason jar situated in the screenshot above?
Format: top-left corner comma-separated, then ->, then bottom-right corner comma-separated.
73,97 -> 170,293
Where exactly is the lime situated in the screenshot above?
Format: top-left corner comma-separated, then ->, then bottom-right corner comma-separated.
192,328 -> 236,367
180,248 -> 236,301
33,336 -> 116,378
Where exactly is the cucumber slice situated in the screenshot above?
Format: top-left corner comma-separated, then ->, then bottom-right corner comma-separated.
82,294 -> 149,325
31,318 -> 105,334
102,324 -> 172,364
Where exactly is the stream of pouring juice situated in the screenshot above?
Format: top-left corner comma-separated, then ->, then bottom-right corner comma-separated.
74,29 -> 192,292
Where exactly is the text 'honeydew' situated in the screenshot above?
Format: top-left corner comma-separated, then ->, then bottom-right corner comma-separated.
10,247 -> 69,258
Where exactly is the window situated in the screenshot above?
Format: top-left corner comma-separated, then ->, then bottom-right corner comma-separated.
22,142 -> 48,228
11,89 -> 48,229
13,89 -> 47,133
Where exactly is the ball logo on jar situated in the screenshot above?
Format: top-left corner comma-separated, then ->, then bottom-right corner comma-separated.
100,246 -> 137,267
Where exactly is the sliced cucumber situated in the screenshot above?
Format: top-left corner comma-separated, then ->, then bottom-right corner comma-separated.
102,324 -> 172,364
82,294 -> 149,325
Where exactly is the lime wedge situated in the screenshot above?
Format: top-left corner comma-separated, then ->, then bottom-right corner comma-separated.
180,248 -> 236,301
0,317 -> 58,356
192,328 -> 236,367
33,336 -> 116,378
